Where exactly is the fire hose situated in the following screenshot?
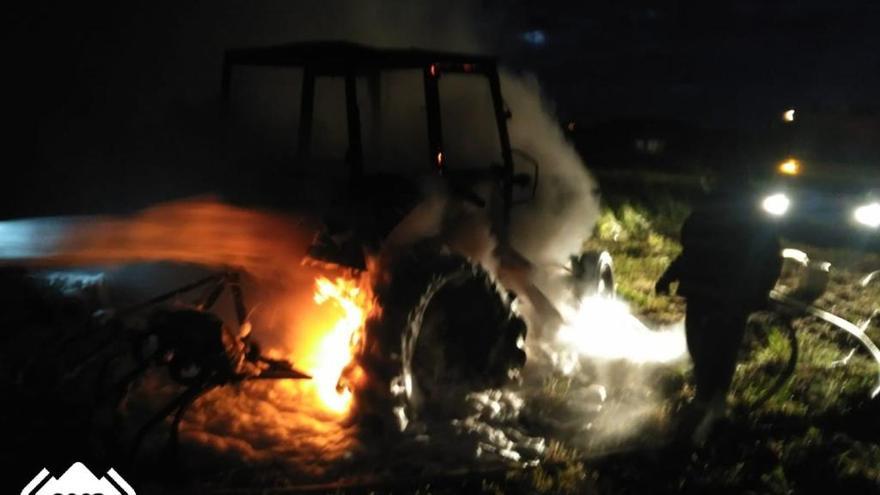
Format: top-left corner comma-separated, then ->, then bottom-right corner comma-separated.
768,291 -> 880,399
862,270 -> 880,287
758,252 -> 880,400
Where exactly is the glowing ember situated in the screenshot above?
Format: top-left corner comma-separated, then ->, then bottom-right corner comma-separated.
306,276 -> 371,413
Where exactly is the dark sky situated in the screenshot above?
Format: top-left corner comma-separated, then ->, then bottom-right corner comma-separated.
3,1 -> 879,217
501,1 -> 880,127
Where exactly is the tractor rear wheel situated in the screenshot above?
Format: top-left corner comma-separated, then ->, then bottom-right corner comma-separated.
401,262 -> 527,416
354,250 -> 526,429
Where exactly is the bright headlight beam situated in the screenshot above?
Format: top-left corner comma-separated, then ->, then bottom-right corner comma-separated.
854,202 -> 880,228
778,158 -> 800,175
762,193 -> 791,216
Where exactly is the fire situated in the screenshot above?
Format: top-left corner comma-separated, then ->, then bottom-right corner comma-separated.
0,198 -> 378,416
304,275 -> 372,414
0,199 -> 317,281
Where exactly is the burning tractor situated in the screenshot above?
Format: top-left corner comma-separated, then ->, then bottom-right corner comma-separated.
0,43 -> 612,464
221,41 -> 614,427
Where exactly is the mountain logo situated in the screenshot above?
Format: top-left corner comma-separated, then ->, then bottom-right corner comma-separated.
20,462 -> 136,495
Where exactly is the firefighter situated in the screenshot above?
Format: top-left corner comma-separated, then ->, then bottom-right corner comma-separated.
655,176 -> 782,444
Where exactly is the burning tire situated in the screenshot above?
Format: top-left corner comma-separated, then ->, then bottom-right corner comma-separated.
356,250 -> 526,428
402,263 -> 527,413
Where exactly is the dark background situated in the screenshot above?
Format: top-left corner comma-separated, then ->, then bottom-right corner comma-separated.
3,1 -> 878,218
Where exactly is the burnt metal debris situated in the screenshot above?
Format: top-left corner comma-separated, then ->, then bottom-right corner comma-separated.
86,271 -> 311,461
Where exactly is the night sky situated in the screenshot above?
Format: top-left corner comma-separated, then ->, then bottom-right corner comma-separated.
506,1 -> 880,128
3,1 -> 879,218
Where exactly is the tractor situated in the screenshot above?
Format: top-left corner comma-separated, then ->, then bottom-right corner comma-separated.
221,41 -> 614,425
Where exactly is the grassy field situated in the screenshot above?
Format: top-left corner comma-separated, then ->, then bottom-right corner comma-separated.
312,179 -> 880,494
8,176 -> 876,494
504,179 -> 880,495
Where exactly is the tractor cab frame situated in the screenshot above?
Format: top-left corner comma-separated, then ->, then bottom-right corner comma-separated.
221,41 -> 521,239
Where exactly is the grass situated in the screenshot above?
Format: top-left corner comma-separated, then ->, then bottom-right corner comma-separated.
501,180 -> 880,494
167,188 -> 875,494
205,181 -> 876,494
586,204 -> 686,325
589,191 -> 878,493
5,174 -> 878,494
188,185 -> 879,494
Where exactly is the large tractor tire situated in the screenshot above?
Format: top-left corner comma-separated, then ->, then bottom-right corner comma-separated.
353,247 -> 526,430
402,262 -> 527,415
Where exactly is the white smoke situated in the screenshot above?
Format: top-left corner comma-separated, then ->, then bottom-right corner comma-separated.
502,74 -> 601,265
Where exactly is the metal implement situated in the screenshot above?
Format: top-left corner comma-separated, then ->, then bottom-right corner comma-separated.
86,271 -> 312,462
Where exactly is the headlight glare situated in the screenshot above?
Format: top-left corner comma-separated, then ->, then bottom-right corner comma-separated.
854,202 -> 880,228
762,193 -> 791,217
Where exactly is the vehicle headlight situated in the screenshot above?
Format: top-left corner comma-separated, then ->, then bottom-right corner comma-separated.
854,202 -> 880,228
762,193 -> 790,216
777,158 -> 801,176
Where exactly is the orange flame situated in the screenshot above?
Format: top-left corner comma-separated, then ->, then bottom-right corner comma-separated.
1,199 -> 317,280
0,199 -> 377,418
280,275 -> 373,415
309,276 -> 370,412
